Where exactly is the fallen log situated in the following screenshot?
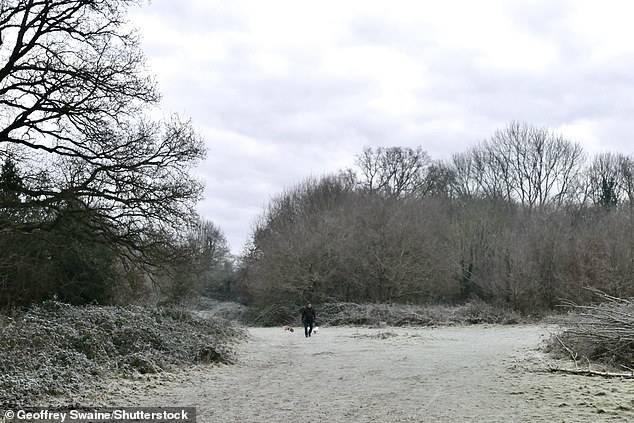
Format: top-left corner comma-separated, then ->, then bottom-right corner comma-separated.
547,366 -> 634,379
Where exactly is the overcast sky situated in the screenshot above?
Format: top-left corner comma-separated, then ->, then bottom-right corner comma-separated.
129,0 -> 634,254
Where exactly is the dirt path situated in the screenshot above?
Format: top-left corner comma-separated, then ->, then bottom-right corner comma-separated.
96,325 -> 634,422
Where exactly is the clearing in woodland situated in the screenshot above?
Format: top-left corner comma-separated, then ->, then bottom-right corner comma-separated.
84,325 -> 633,422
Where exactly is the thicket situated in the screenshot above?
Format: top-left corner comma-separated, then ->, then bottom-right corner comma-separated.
238,184 -> 634,314
0,301 -> 245,407
237,300 -> 522,327
238,123 -> 634,316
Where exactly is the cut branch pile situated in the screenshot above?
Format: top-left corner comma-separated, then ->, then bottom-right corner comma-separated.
552,289 -> 634,371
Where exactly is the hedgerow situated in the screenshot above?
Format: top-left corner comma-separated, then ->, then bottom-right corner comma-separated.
239,300 -> 522,327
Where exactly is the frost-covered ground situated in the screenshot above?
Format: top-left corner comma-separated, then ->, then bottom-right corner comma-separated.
0,303 -> 243,407
82,325 -> 633,422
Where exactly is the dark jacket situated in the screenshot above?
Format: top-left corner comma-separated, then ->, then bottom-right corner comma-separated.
302,307 -> 316,323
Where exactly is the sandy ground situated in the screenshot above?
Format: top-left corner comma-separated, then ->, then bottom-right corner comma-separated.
91,325 -> 634,422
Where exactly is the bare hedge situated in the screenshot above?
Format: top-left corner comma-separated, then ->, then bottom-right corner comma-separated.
0,302 -> 245,407
241,300 -> 523,327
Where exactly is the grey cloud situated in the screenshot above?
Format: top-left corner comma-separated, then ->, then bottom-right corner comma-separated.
130,0 -> 634,253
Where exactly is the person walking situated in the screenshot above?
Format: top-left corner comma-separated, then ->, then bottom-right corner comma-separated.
301,303 -> 316,338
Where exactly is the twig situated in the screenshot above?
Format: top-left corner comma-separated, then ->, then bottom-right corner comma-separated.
555,335 -> 579,369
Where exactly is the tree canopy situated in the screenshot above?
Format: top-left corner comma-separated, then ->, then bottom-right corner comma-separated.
0,0 -> 206,307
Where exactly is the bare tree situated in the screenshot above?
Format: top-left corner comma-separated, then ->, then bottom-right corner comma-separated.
422,161 -> 456,198
0,0 -> 205,256
464,122 -> 584,208
448,152 -> 478,199
618,155 -> 634,208
0,1 -> 206,306
165,218 -> 235,302
0,0 -> 156,147
355,146 -> 432,198
451,148 -> 511,201
239,172 -> 459,308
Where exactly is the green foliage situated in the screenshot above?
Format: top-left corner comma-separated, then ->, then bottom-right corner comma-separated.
598,176 -> 619,208
0,158 -> 22,213
0,202 -> 121,308
203,266 -> 240,301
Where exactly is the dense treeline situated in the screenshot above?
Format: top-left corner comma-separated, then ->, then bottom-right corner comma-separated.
238,122 -> 634,313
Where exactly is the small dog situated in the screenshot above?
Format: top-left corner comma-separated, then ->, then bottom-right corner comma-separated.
312,326 -> 319,334
282,325 -> 295,332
